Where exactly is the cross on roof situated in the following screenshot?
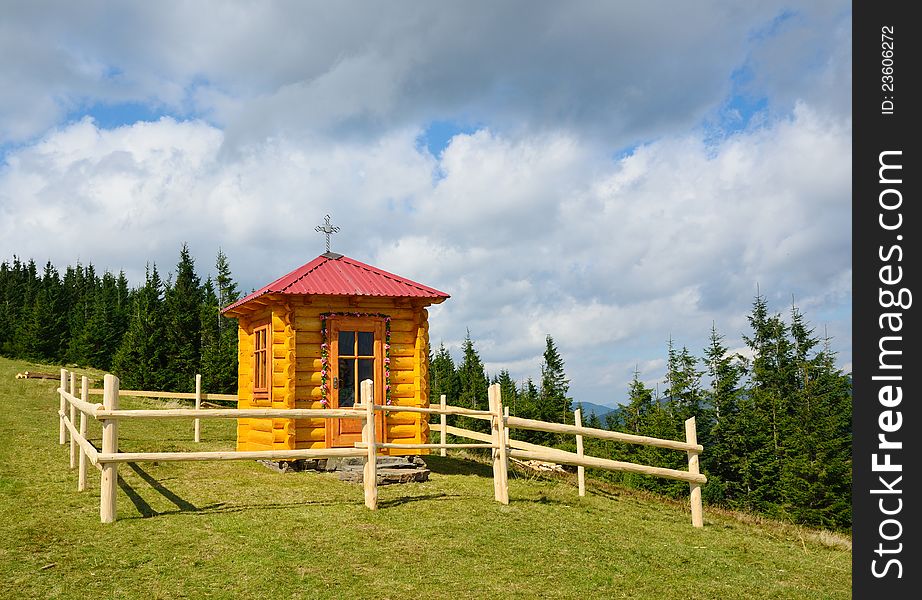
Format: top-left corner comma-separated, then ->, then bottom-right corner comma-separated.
314,214 -> 340,253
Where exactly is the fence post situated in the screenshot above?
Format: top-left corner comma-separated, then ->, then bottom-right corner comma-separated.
69,371 -> 77,469
78,376 -> 89,492
361,379 -> 377,510
100,374 -> 120,523
439,394 -> 447,457
194,374 -> 202,443
685,417 -> 703,528
575,408 -> 585,497
488,384 -> 509,505
504,406 -> 510,448
59,369 -> 67,445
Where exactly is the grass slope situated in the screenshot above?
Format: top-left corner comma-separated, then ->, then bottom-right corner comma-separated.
0,357 -> 850,599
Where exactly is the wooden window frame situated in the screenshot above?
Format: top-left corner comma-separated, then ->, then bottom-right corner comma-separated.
253,322 -> 271,402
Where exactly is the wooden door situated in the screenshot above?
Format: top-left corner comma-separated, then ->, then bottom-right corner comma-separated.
327,317 -> 385,447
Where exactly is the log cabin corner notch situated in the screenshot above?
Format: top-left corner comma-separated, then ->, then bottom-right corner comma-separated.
220,253 -> 449,456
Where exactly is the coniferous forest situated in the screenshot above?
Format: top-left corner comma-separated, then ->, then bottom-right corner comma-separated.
1,248 -> 851,529
0,245 -> 239,393
429,299 -> 852,531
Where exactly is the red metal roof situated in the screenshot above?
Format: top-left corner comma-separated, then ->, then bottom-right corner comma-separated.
222,253 -> 450,314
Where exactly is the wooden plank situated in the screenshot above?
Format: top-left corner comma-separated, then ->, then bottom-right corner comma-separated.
87,389 -> 237,402
507,448 -> 707,484
575,408 -> 585,497
375,404 -> 492,418
686,417 -> 704,528
194,374 -> 202,443
100,374 -> 119,523
63,407 -> 99,466
361,379 -> 377,510
489,384 -> 509,504
447,425 -> 564,456
95,447 -> 367,463
61,389 -> 103,416
356,442 -> 495,450
505,415 -> 703,453
69,371 -> 77,469
93,408 -> 364,420
59,369 -> 66,445
440,395 -> 447,457
78,376 -> 89,491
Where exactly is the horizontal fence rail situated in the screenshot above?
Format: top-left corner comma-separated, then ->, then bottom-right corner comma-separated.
54,369 -> 706,527
88,389 -> 237,402
504,415 -> 703,453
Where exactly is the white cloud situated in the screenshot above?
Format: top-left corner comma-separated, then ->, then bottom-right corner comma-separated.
0,2 -> 851,405
1,2 -> 848,145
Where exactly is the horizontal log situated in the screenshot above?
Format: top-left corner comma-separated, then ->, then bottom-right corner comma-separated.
388,320 -> 419,333
388,332 -> 416,346
445,425 -> 492,443
447,425 -> 593,455
375,404 -> 492,418
87,389 -> 237,402
97,447 -> 367,464
295,427 -> 327,442
247,429 -> 275,447
292,417 -> 328,428
93,408 -> 366,420
388,346 -> 416,358
384,412 -> 416,425
294,317 -> 323,330
356,442 -> 495,450
391,383 -> 417,397
389,371 -> 416,386
385,424 -> 418,439
296,331 -> 323,345
505,416 -> 703,453
60,410 -> 100,465
294,441 -> 328,450
390,356 -> 416,371
243,418 -> 274,433
507,448 -> 707,484
58,388 -> 104,415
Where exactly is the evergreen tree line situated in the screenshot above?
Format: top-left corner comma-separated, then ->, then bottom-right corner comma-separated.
429,295 -> 851,530
430,331 -> 573,440
0,245 -> 240,393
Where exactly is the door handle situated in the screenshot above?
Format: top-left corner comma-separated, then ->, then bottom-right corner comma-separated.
333,377 -> 338,389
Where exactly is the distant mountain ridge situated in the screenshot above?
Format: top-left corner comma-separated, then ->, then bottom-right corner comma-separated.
573,401 -> 619,422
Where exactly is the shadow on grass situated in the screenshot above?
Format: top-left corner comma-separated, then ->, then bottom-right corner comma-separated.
126,462 -> 199,511
424,455 -> 493,478
377,492 -> 456,509
117,462 -> 372,520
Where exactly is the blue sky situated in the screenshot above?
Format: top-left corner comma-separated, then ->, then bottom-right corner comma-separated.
0,2 -> 851,406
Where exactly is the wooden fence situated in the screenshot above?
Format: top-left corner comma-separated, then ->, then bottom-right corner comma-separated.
56,369 -> 704,527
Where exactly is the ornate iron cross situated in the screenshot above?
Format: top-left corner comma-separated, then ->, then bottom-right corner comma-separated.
315,214 -> 341,253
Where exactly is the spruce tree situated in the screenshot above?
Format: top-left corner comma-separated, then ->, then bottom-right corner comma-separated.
429,342 -> 460,404
537,335 -> 571,424
496,369 -> 518,415
163,244 -> 203,392
701,323 -> 746,505
113,265 -> 168,390
457,330 -> 489,432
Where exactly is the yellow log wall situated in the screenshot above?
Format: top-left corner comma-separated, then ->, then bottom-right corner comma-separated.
291,297 -> 431,455
234,296 -> 435,456
235,305 -> 297,452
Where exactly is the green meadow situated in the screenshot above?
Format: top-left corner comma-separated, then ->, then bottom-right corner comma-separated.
0,357 -> 850,599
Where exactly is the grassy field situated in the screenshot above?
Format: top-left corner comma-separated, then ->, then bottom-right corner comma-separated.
0,356 -> 850,599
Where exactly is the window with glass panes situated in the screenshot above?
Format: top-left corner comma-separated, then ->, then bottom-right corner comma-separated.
253,324 -> 270,399
336,330 -> 375,407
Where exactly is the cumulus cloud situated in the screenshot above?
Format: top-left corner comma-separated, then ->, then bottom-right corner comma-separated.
1,97 -> 850,404
1,2 -> 848,147
0,2 -> 851,405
